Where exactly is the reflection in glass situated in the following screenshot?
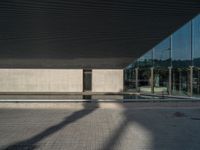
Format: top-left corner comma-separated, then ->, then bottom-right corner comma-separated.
137,50 -> 153,68
124,14 -> 200,98
124,68 -> 136,91
172,22 -> 192,68
138,69 -> 151,93
193,15 -> 200,67
154,69 -> 169,94
193,68 -> 200,97
154,38 -> 171,68
172,68 -> 190,96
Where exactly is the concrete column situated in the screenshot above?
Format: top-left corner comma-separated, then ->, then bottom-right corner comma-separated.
189,66 -> 193,97
135,68 -> 139,92
168,67 -> 172,95
150,67 -> 154,93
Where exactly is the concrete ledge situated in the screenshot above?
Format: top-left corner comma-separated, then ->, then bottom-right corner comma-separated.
0,92 -> 138,95
0,99 -> 200,104
1,102 -> 200,109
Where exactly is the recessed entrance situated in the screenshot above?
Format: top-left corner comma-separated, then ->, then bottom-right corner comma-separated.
83,69 -> 92,92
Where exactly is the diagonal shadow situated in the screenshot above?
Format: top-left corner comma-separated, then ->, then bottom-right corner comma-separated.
101,104 -> 200,150
100,106 -> 155,150
4,102 -> 99,150
101,119 -> 129,150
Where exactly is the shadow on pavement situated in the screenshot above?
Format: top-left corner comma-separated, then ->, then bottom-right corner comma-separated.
4,102 -> 99,150
101,103 -> 200,150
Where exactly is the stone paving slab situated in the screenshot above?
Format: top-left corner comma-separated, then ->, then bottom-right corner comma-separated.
0,103 -> 200,150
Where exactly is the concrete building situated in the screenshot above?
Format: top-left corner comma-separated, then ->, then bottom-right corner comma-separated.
0,1 -> 199,95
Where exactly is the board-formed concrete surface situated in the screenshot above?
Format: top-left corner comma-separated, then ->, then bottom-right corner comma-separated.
0,103 -> 200,150
92,69 -> 123,92
0,69 -> 83,92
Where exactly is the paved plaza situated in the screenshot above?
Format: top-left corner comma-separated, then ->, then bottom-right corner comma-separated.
0,102 -> 200,150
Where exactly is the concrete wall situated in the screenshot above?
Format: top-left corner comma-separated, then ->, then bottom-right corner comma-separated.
92,69 -> 123,92
0,69 -> 83,92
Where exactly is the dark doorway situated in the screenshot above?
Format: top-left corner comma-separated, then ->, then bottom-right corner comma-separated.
83,70 -> 92,91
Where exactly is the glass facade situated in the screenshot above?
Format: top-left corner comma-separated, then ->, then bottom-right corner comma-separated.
124,67 -> 136,91
124,14 -> 200,98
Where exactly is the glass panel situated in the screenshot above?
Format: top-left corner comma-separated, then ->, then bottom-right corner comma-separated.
153,37 -> 171,68
138,68 -> 151,93
154,69 -> 169,95
137,50 -> 153,68
125,14 -> 200,98
193,15 -> 200,67
172,22 -> 192,68
124,68 -> 136,91
193,67 -> 200,97
172,68 -> 190,96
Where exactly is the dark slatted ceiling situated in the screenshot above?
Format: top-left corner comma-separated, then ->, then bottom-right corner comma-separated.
0,0 -> 199,69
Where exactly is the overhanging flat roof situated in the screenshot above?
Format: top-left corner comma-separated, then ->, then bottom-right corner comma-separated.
0,0 -> 199,69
